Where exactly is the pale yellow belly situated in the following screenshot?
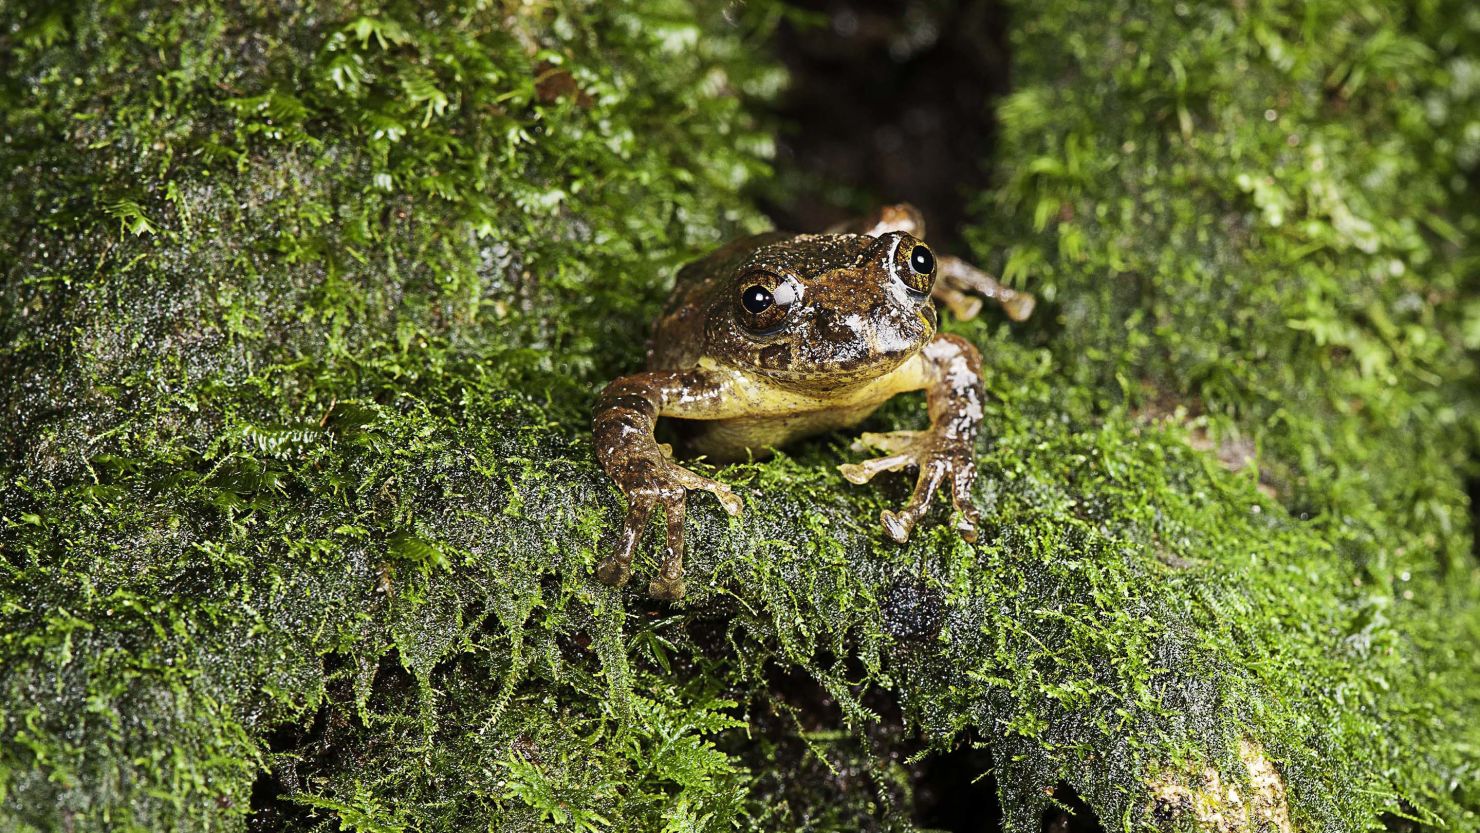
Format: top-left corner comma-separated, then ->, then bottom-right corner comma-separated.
677,401 -> 886,463
661,354 -> 932,463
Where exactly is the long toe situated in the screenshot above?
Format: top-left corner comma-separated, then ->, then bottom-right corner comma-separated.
710,483 -> 744,516
880,510 -> 913,544
1004,293 -> 1036,322
669,466 -> 744,516
852,431 -> 921,454
839,453 -> 913,485
955,513 -> 980,543
838,462 -> 873,485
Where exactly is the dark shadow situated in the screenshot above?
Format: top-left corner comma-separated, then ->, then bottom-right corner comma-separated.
1468,472 -> 1479,564
912,733 -> 1003,833
246,706 -> 323,832
722,662 -> 903,830
1379,807 -> 1420,833
1040,782 -> 1106,833
761,0 -> 1012,247
246,651 -> 412,832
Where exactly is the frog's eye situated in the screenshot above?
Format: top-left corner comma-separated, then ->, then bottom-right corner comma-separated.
897,241 -> 936,295
909,244 -> 935,276
737,274 -> 797,331
741,285 -> 773,315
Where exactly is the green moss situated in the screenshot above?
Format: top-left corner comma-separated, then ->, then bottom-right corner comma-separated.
1,1 -> 1477,832
974,0 -> 1480,826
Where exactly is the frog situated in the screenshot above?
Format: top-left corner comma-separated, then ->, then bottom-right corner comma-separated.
593,203 -> 1034,599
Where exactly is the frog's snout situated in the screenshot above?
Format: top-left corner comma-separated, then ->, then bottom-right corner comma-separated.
813,307 -> 867,344
811,304 -> 925,365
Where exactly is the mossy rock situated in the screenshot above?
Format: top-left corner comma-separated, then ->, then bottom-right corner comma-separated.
1,1 -> 1478,832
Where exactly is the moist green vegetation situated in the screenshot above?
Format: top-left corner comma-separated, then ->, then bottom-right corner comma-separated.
0,2 -> 1476,833
974,0 -> 1480,826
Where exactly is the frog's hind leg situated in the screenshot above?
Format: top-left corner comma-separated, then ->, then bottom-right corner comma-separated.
935,255 -> 1035,322
825,203 -> 927,238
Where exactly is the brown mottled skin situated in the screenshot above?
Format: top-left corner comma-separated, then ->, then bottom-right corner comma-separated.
594,204 -> 1034,599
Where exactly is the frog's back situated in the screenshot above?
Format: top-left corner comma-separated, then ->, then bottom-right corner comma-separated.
645,232 -> 790,370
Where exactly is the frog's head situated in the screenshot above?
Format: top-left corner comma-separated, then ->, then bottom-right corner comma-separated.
705,232 -> 938,390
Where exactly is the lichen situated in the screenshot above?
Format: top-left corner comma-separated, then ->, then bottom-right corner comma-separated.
1,1 -> 1477,832
1149,739 -> 1293,833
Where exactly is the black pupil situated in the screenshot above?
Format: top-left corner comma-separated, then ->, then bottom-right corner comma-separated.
910,245 -> 935,275
742,285 -> 773,315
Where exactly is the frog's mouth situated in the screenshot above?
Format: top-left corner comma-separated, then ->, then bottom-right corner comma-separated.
747,313 -> 935,392
754,360 -> 915,393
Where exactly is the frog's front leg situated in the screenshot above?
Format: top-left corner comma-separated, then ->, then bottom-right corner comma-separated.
594,371 -> 743,599
838,334 -> 985,544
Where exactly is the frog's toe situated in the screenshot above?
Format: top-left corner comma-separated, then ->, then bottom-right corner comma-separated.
880,509 -> 915,544
599,487 -> 659,587
851,430 -> 922,455
839,453 -> 911,485
954,511 -> 980,543
648,575 -> 687,600
708,482 -> 744,517
1003,291 -> 1036,322
949,461 -> 982,542
838,462 -> 871,485
878,457 -> 952,544
669,465 -> 744,516
933,284 -> 984,321
595,556 -> 632,587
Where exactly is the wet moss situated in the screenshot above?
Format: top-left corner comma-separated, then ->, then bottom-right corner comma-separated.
1,1 -> 1477,832
973,0 -> 1480,828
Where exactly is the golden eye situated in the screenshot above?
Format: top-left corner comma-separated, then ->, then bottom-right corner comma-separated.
899,241 -> 935,294
736,273 -> 794,330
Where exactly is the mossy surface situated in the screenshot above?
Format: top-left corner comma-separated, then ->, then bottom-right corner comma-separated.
1,2 -> 1477,832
